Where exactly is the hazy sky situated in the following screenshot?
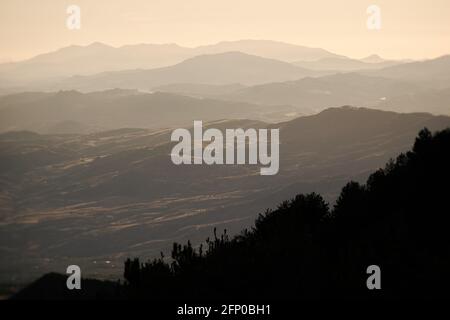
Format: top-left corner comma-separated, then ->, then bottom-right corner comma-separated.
1,0 -> 450,62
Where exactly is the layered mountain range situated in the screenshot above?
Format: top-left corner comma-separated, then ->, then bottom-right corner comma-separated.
1,40 -> 449,136
0,40 -> 449,297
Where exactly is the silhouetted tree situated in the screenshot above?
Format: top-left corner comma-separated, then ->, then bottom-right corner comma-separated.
118,127 -> 450,299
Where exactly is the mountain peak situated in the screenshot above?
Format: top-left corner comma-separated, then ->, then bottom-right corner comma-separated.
361,54 -> 385,63
87,42 -> 112,48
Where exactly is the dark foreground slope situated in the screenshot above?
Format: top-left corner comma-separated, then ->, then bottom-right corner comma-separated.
13,127 -> 450,299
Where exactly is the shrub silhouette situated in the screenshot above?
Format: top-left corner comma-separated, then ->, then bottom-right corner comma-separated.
118,127 -> 450,299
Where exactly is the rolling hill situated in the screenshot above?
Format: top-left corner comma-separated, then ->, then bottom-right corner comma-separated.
0,89 -> 300,134
1,107 -> 449,292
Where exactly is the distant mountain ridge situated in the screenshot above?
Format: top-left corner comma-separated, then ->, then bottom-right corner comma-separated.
217,73 -> 422,112
193,39 -> 344,62
0,40 -> 415,92
0,40 -> 344,85
293,56 -> 402,71
367,55 -> 450,88
53,51 -> 329,92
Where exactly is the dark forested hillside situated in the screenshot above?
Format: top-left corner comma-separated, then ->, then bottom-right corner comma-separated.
14,127 -> 450,299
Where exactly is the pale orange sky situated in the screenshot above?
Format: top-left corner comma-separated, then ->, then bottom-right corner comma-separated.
1,0 -> 450,62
